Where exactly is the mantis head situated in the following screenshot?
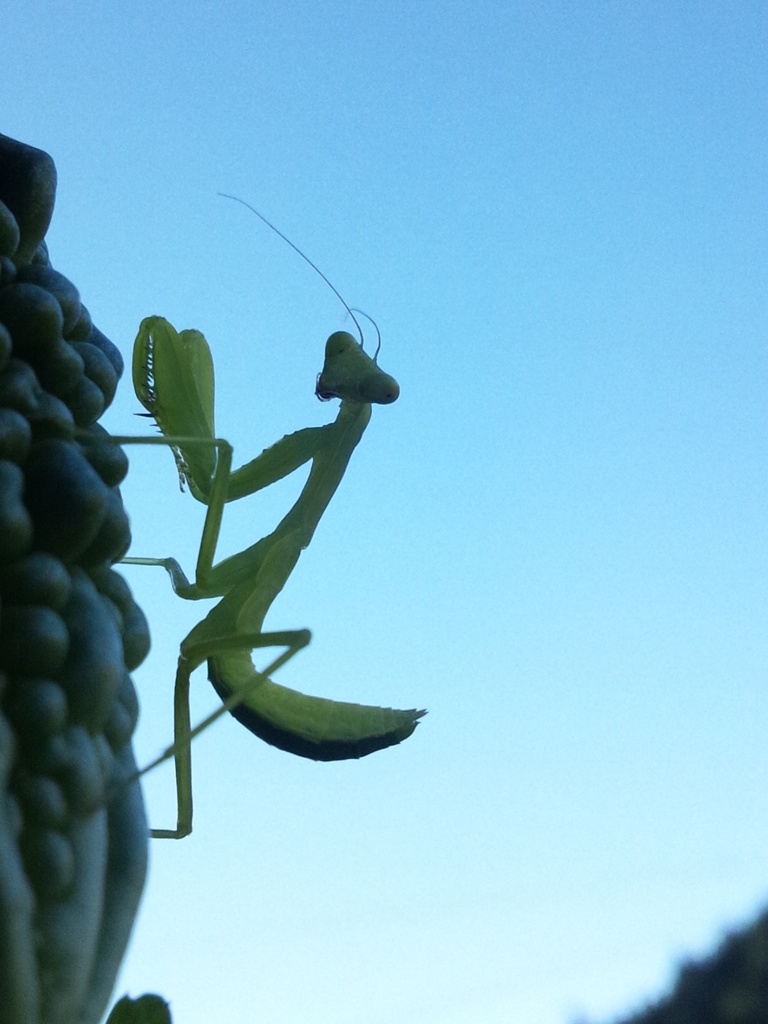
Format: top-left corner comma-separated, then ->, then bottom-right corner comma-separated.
315,331 -> 400,405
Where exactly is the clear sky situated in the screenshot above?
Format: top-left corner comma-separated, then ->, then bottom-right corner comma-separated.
4,3 -> 768,1022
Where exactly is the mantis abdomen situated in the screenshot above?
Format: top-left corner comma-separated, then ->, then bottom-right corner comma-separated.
208,653 -> 425,761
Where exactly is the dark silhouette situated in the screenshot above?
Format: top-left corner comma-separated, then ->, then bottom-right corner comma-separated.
595,905 -> 768,1024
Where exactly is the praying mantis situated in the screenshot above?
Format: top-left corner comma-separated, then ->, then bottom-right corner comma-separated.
115,206 -> 424,839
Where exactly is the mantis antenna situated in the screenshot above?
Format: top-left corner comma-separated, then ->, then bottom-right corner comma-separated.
349,308 -> 382,361
217,193 -> 368,348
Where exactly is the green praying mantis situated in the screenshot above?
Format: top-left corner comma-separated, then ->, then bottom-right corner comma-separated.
115,204 -> 424,838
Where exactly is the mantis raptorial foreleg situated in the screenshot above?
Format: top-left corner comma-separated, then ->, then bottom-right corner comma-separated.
117,318 -> 423,838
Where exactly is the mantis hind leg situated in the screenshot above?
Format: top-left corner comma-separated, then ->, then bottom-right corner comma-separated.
140,627 -> 311,839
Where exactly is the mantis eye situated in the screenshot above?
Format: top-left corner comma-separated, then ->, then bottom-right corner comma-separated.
360,371 -> 399,405
324,331 -> 358,359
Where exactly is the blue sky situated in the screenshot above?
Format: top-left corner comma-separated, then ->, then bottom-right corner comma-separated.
4,3 -> 768,1022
